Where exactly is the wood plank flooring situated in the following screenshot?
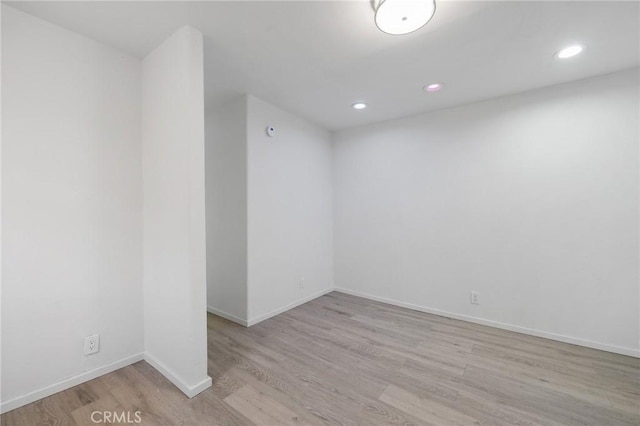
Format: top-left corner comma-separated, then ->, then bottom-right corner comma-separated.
2,291 -> 639,425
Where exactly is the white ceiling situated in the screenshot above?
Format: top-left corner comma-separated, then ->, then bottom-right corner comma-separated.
7,0 -> 639,130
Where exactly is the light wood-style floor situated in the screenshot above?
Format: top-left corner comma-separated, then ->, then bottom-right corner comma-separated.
2,292 -> 639,425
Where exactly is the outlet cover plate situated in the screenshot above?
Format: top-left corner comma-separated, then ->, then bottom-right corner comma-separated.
84,334 -> 100,355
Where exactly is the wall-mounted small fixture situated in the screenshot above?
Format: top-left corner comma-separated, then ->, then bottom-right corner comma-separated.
266,126 -> 276,137
374,0 -> 436,35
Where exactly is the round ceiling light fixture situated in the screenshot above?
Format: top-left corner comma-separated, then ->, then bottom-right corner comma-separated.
424,82 -> 444,92
352,102 -> 367,110
375,0 -> 436,35
554,44 -> 585,59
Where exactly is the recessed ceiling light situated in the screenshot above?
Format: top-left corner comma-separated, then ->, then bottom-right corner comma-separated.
352,102 -> 367,110
424,83 -> 444,92
375,0 -> 436,35
555,44 -> 585,59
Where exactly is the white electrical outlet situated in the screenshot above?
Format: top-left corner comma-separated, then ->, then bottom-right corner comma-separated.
299,277 -> 305,289
470,291 -> 480,305
84,334 -> 100,355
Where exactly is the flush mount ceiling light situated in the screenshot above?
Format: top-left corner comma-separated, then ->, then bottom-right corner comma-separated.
352,102 -> 367,110
374,0 -> 436,35
424,82 -> 444,92
555,44 -> 585,59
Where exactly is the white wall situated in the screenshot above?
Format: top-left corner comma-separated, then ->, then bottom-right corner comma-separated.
206,95 -> 334,325
333,69 -> 640,356
247,96 -> 334,323
205,97 -> 248,323
2,7 -> 212,411
142,26 -> 211,397
1,5 -> 143,410
1,1 -> 5,407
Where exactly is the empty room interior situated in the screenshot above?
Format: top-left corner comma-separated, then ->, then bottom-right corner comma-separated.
1,0 -> 639,425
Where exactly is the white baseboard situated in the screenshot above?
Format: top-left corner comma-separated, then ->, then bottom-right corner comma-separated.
247,288 -> 334,327
206,306 -> 249,327
334,288 -> 640,358
0,353 -> 144,414
143,352 -> 211,398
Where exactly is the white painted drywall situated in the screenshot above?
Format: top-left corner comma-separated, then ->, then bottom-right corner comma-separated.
142,26 -> 211,396
246,96 -> 334,322
1,1 -> 5,407
205,95 -> 333,325
1,4 -> 143,408
333,68 -> 640,355
205,97 -> 248,323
